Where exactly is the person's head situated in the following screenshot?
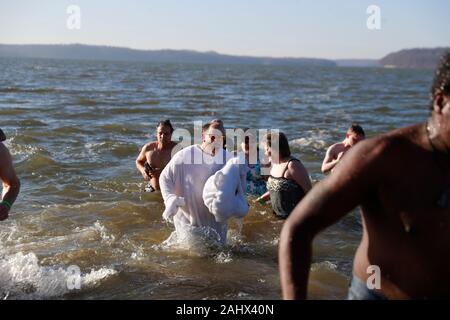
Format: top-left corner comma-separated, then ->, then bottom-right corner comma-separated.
430,52 -> 450,147
210,119 -> 224,128
264,132 -> 291,161
156,119 -> 174,144
202,119 -> 225,149
345,124 -> 365,146
431,52 -> 450,111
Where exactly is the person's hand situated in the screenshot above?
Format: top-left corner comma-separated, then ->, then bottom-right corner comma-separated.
162,196 -> 185,222
141,169 -> 152,181
148,167 -> 162,178
0,204 -> 9,221
253,197 -> 267,205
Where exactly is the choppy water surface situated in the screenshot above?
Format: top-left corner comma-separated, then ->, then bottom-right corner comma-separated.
0,57 -> 432,299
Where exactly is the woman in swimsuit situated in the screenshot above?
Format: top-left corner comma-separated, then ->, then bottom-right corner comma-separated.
240,132 -> 268,197
256,132 -> 312,219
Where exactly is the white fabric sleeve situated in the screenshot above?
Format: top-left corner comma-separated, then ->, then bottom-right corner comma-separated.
159,153 -> 185,222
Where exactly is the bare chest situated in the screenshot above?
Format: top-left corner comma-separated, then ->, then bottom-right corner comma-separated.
375,168 -> 450,239
146,148 -> 172,169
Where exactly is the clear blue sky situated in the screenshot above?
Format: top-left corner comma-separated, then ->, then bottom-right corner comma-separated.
0,0 -> 449,59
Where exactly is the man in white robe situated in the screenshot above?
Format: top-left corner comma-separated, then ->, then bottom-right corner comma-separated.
159,121 -> 234,244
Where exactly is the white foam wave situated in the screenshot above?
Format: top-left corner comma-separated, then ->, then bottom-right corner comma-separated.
0,252 -> 117,299
92,221 -> 116,244
311,261 -> 338,272
290,137 -> 327,150
214,252 -> 233,264
1,221 -> 115,256
5,138 -> 43,158
289,129 -> 333,151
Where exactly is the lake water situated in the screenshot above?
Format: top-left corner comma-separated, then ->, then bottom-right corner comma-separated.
0,57 -> 433,299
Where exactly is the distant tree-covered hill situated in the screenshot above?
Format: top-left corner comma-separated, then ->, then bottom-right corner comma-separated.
380,48 -> 450,69
2,44 -> 449,69
0,44 -> 336,67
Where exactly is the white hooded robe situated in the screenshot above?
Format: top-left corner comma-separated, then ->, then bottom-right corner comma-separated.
159,145 -> 234,244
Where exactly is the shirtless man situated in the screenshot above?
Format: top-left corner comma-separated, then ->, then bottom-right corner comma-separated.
279,53 -> 450,300
321,124 -> 365,174
136,120 -> 178,192
0,129 -> 20,221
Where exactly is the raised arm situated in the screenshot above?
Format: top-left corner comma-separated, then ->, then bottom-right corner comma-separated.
0,143 -> 20,221
279,138 -> 386,299
321,145 -> 339,174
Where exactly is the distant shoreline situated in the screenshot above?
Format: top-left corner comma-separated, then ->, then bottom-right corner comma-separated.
0,44 -> 448,69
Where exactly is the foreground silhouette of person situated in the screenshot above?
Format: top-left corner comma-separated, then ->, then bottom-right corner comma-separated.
279,53 -> 450,299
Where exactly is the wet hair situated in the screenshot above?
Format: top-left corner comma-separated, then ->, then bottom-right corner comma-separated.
157,119 -> 174,133
202,119 -> 225,134
430,52 -> 450,109
348,123 -> 365,137
210,119 -> 224,126
265,132 -> 291,158
202,123 -> 211,132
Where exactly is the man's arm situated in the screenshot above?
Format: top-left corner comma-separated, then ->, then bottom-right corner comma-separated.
321,145 -> 339,174
0,144 -> 20,221
136,143 -> 152,181
279,138 -> 386,299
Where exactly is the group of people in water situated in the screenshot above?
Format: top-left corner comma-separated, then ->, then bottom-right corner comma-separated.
1,53 -> 450,299
135,119 -> 364,221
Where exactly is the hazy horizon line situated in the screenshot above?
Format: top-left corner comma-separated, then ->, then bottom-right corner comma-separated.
0,42 -> 399,61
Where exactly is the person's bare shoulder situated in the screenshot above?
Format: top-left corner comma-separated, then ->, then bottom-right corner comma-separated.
0,143 -> 11,168
288,158 -> 306,172
142,141 -> 158,152
327,142 -> 344,154
0,143 -> 9,157
169,141 -> 178,149
385,123 -> 424,145
367,124 -> 425,159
